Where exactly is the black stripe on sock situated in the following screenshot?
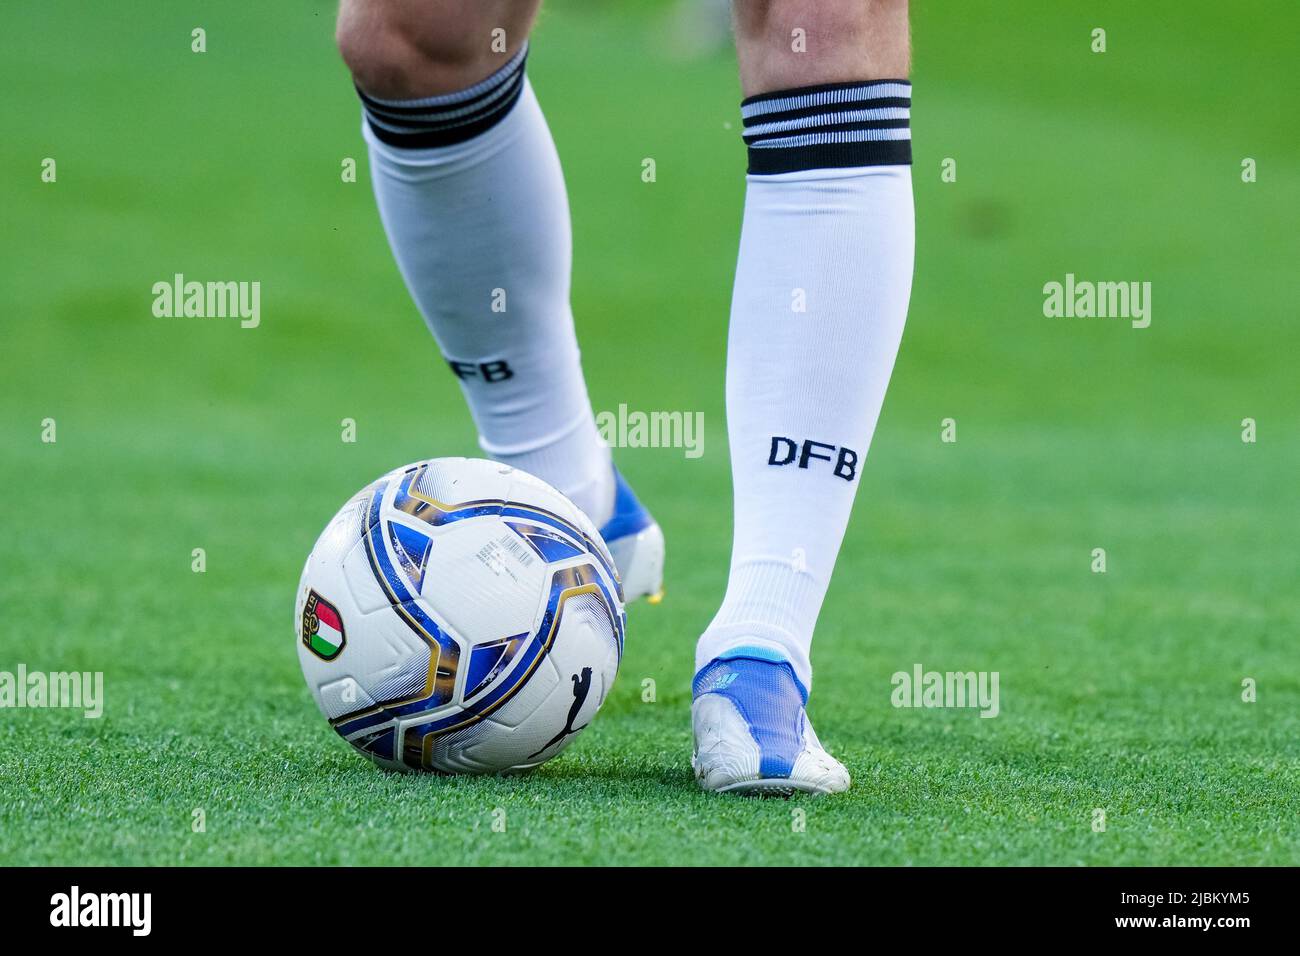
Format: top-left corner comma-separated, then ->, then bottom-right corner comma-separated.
743,117 -> 911,146
356,66 -> 522,119
741,97 -> 911,129
740,77 -> 911,109
365,71 -> 524,133
358,51 -> 528,148
747,138 -> 912,175
741,80 -> 912,173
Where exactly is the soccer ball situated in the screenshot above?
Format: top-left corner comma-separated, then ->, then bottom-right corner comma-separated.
295,457 -> 625,774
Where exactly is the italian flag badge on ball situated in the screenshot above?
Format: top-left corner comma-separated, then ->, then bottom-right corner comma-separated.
302,591 -> 346,661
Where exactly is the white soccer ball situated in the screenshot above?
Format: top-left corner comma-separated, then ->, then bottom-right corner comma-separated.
295,457 -> 625,774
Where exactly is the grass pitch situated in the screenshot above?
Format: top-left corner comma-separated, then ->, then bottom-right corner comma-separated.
1,0 -> 1297,865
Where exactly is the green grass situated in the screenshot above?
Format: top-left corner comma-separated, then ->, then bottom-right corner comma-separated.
1,0 -> 1297,865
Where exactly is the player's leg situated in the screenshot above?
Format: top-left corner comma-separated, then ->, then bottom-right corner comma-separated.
337,0 -> 664,599
693,0 -> 914,794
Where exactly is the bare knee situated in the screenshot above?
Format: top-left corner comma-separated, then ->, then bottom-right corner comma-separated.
337,0 -> 540,99
732,0 -> 910,97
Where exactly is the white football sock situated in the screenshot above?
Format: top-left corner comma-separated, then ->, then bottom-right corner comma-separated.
697,80 -> 915,691
359,46 -> 614,525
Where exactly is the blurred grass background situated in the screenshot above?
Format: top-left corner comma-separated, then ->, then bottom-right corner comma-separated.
0,0 -> 1297,864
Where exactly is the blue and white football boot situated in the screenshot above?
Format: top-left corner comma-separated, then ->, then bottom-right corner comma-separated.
598,467 -> 665,604
692,647 -> 850,796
